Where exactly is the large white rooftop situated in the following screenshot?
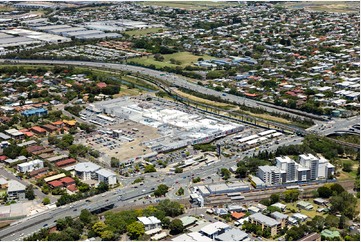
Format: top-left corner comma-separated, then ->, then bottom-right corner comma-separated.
74,162 -> 100,173
200,221 -> 230,235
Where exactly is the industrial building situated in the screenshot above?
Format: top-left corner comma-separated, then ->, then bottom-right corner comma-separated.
88,97 -> 244,153
34,24 -> 122,39
0,28 -> 70,48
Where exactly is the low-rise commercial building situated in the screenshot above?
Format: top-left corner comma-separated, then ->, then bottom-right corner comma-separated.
7,180 -> 26,200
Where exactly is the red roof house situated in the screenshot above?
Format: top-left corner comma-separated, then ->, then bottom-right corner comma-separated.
231,212 -> 246,220
59,177 -> 75,186
48,180 -> 63,188
55,158 -> 76,167
97,82 -> 107,88
67,184 -> 77,192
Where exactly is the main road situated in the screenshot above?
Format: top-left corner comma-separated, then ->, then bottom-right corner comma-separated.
0,59 -> 325,121
0,118 -> 357,241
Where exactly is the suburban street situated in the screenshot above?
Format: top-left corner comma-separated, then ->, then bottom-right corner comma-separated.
0,59 -> 325,121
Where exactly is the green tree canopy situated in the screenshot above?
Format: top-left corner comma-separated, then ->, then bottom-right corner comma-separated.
126,221 -> 145,240
169,219 -> 184,235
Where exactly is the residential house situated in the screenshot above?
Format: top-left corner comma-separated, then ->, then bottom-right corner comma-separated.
297,201 -> 314,210
321,230 -> 340,240
200,222 -> 230,240
137,216 -> 162,231
215,228 -> 249,241
271,202 -> 287,212
31,126 -> 47,136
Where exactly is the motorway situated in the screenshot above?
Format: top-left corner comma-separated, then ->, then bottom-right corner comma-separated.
0,59 -> 325,121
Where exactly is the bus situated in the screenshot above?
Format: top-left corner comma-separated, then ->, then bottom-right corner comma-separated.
286,185 -> 300,190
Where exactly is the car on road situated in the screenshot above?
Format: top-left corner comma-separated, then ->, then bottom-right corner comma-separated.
43,224 -> 48,227
85,199 -> 91,202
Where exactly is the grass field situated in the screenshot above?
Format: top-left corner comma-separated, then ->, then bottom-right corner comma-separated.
285,199 -> 327,218
125,27 -> 165,37
140,1 -> 238,10
113,85 -> 144,97
173,89 -> 236,109
131,52 -> 212,68
241,110 -> 292,124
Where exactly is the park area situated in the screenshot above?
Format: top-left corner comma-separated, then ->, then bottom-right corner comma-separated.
131,52 -> 212,68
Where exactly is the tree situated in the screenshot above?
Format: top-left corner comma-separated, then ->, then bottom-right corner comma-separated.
25,185 -> 35,200
144,164 -> 156,173
126,221 -> 145,240
338,215 -> 347,229
282,189 -> 299,203
174,167 -> 183,173
220,168 -> 231,180
325,215 -> 339,228
100,230 -> 115,241
56,218 -> 68,231
309,215 -> 325,232
154,54 -> 164,62
270,194 -> 280,204
97,182 -> 109,193
176,187 -> 184,196
157,199 -> 184,217
169,219 -> 184,235
235,166 -> 248,178
192,177 -> 201,183
267,206 -> 282,213
110,157 -> 120,168
80,209 -> 92,224
42,197 -> 50,205
330,191 -> 357,219
317,186 -> 333,198
154,184 -> 169,197
330,183 -> 345,195
92,221 -> 107,236
161,217 -> 171,229
342,161 -> 353,172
